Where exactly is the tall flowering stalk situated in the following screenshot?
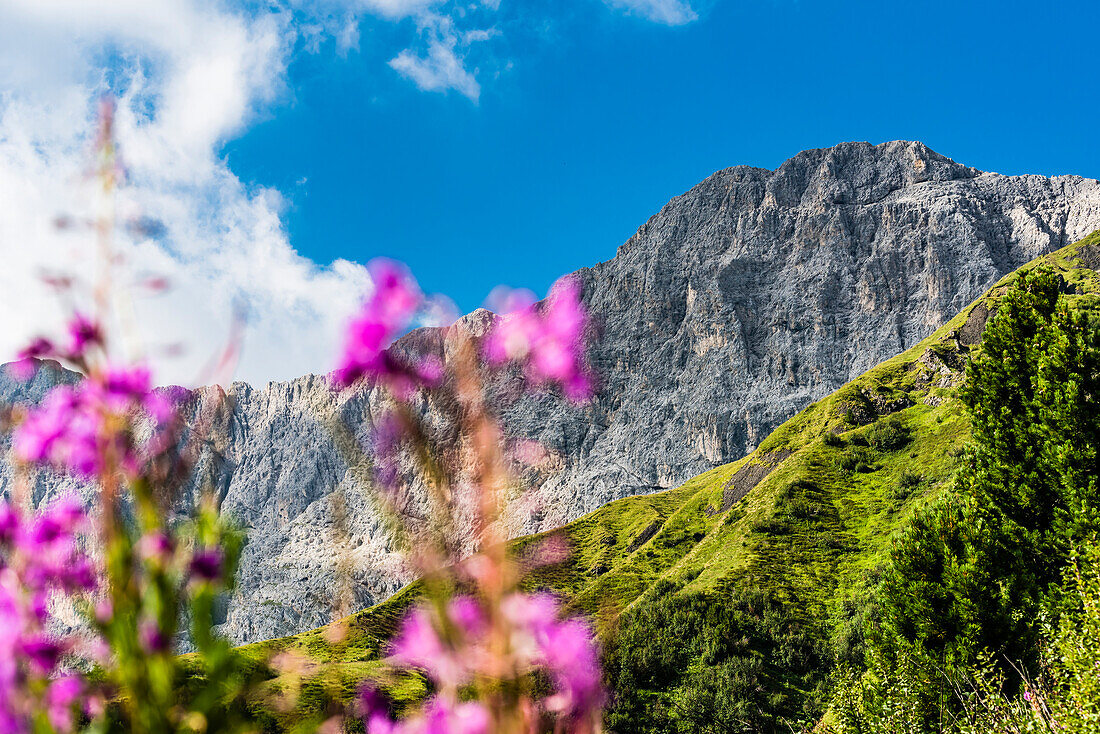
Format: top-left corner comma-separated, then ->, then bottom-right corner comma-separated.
333,265 -> 604,733
1,99 -> 604,733
0,99 -> 252,734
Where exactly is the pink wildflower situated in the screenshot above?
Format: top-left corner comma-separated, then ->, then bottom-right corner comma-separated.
11,337 -> 56,380
45,677 -> 83,732
13,365 -> 177,480
390,607 -> 467,686
0,498 -> 96,733
447,596 -> 487,637
188,548 -> 224,582
335,259 -> 423,389
541,618 -> 603,715
137,531 -> 175,564
139,620 -> 169,653
420,698 -> 489,734
65,314 -> 102,360
484,277 -> 594,401
358,687 -> 395,734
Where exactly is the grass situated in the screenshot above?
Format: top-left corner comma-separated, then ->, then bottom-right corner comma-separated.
230,233 -> 1100,729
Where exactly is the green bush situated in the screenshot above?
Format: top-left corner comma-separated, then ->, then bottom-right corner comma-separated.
604,588 -> 824,733
834,267 -> 1100,731
866,416 -> 911,452
823,432 -> 845,448
837,446 -> 878,473
898,468 -> 922,489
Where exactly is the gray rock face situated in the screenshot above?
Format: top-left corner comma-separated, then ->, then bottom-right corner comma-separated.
514,141 -> 1100,530
5,141 -> 1100,644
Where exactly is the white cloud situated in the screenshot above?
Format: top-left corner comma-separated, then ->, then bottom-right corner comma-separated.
388,13 -> 485,102
390,43 -> 480,101
0,0 -> 694,386
0,1 -> 369,387
604,0 -> 698,25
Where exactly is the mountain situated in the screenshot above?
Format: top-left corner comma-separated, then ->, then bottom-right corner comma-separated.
250,231 -> 1100,731
4,141 -> 1100,645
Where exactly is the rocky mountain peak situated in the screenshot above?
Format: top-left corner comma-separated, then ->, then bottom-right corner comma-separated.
5,141 -> 1100,645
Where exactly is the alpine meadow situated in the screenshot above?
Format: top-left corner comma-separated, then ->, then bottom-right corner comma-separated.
3,2 -> 1100,733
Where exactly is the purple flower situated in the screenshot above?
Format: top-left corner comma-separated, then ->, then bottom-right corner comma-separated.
390,608 -> 466,686
499,592 -> 605,718
420,698 -> 489,734
65,314 -> 102,359
358,686 -> 395,734
0,503 -> 19,544
97,364 -> 153,412
484,277 -> 594,401
501,592 -> 559,640
11,337 -> 56,380
189,548 -> 224,582
45,676 -> 82,732
335,259 -> 422,389
139,620 -> 170,653
13,364 -> 176,480
21,635 -> 61,672
13,386 -> 78,466
541,618 -> 603,716
448,596 -> 486,637
12,496 -> 96,595
137,531 -> 175,564
94,598 -> 113,624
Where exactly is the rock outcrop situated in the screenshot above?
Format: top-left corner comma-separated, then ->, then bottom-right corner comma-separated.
6,141 -> 1100,644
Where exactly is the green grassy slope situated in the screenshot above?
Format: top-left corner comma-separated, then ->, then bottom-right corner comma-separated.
241,232 -> 1100,728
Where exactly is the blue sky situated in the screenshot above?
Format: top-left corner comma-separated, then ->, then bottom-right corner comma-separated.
1,0 -> 1098,384
226,0 -> 1100,312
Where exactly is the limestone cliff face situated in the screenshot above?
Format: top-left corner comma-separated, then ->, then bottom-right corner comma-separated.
5,141 -> 1100,644
514,141 -> 1100,531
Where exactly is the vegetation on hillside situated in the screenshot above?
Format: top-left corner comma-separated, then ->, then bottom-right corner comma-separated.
830,260 -> 1100,732
236,234 -> 1100,732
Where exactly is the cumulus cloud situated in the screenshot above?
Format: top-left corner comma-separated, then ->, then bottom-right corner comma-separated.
0,0 -> 369,387
388,13 -> 491,102
0,0 -> 696,387
604,0 -> 698,25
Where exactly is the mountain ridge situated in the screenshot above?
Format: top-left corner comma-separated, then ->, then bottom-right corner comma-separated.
247,231 -> 1100,731
4,140 -> 1100,645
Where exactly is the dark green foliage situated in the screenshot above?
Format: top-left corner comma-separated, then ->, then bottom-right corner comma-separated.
897,468 -> 922,490
823,432 -> 845,448
829,572 -> 883,669
837,445 -> 878,473
863,267 -> 1100,728
866,416 -> 911,452
604,587 -> 823,733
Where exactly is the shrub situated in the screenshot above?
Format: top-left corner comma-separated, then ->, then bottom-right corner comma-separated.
837,446 -> 878,473
751,518 -> 790,536
823,432 -> 845,448
867,416 -> 911,452
785,499 -> 823,521
898,468 -> 922,490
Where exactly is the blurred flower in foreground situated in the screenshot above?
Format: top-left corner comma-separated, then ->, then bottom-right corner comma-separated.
0,99 -> 251,734
0,496 -> 97,733
337,259 -> 604,734
360,594 -> 602,734
13,359 -> 174,480
485,277 -> 594,402
334,259 -> 426,392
